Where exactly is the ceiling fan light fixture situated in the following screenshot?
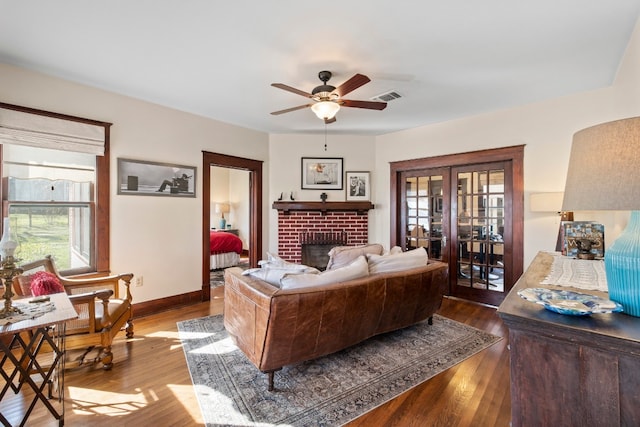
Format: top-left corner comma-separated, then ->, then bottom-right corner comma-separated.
311,101 -> 340,120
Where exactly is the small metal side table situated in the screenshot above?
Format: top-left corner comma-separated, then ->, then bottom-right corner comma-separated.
0,292 -> 77,427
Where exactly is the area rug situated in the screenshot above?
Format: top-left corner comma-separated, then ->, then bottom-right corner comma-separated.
177,314 -> 501,427
210,261 -> 250,287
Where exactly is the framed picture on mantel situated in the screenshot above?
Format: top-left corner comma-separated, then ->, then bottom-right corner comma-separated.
301,157 -> 343,190
346,171 -> 370,201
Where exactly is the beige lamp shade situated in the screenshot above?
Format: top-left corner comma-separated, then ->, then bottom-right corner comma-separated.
530,192 -> 564,212
215,203 -> 230,216
562,116 -> 640,211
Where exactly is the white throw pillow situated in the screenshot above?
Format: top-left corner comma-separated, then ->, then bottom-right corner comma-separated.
257,252 -> 303,268
386,246 -> 403,255
280,255 -> 369,289
326,244 -> 384,270
366,247 -> 428,274
244,253 -> 320,286
242,266 -> 319,287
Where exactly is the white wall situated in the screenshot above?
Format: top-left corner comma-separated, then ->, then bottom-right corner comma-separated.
228,169 -> 250,248
210,166 -> 230,229
0,63 -> 269,303
267,133 -> 376,254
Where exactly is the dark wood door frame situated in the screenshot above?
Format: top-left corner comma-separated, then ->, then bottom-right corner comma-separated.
202,151 -> 263,301
390,145 -> 524,303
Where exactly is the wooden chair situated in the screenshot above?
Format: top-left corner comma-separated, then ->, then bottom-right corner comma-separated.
12,255 -> 134,370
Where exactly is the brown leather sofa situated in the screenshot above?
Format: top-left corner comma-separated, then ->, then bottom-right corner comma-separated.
223,260 -> 448,390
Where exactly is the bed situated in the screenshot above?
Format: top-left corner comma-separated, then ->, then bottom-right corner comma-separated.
210,230 -> 243,270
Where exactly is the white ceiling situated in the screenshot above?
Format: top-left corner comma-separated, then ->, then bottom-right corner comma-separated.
1,1 -> 639,136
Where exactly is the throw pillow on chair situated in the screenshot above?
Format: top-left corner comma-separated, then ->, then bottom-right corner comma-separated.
29,271 -> 65,296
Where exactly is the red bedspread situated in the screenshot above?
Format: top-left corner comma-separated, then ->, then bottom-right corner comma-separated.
210,231 -> 243,255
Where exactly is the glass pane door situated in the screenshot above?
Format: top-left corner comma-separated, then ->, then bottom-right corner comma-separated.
453,163 -> 509,305
403,170 -> 448,262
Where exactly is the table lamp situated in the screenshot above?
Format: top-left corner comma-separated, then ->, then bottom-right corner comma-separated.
562,116 -> 640,316
215,203 -> 230,230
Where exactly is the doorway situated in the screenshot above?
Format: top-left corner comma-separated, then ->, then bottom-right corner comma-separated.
202,151 -> 263,301
390,146 -> 524,306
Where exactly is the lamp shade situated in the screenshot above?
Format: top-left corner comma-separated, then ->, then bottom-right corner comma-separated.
562,116 -> 640,316
0,218 -> 17,260
311,101 -> 340,120
215,203 -> 230,215
562,117 -> 640,211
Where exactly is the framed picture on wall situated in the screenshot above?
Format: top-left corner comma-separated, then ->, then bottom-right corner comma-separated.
301,157 -> 343,190
117,158 -> 196,197
346,171 -> 370,201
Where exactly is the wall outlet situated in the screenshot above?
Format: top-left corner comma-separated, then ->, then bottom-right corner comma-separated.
134,276 -> 143,287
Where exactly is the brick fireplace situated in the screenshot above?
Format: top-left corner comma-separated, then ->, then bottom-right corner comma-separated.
273,201 -> 374,263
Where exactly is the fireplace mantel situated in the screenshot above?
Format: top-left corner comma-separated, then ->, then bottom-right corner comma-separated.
272,201 -> 374,215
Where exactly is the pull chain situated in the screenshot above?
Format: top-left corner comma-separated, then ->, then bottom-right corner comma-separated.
324,123 -> 328,151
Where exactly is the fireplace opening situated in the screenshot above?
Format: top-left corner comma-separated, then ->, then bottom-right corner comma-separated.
300,231 -> 348,271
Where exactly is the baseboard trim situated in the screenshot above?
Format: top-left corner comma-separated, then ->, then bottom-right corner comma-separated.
133,290 -> 203,318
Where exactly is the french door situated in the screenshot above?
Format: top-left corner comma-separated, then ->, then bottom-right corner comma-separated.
450,162 -> 511,305
391,146 -> 524,306
403,169 -> 450,264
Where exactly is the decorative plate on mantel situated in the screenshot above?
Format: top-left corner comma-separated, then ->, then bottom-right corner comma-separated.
518,287 -> 623,316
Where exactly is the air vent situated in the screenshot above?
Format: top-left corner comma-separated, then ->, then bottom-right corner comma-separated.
371,90 -> 402,102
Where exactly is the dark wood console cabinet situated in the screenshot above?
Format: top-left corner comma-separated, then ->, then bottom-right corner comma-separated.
497,252 -> 640,426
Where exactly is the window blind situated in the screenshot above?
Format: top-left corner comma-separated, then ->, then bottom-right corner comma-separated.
0,106 -> 107,155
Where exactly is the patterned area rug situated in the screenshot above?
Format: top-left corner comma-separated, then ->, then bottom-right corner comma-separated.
177,314 -> 501,426
210,261 -> 249,287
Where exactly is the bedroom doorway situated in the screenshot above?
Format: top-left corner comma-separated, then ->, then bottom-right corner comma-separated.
202,151 -> 263,301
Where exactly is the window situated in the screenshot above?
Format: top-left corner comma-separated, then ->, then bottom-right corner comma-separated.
0,102 -> 111,275
3,145 -> 96,273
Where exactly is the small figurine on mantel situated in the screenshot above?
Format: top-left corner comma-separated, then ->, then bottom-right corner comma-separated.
320,192 -> 328,202
290,192 -> 295,201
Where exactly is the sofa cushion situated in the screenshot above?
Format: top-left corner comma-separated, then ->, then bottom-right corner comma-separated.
326,243 -> 384,270
387,246 -> 403,255
367,247 -> 428,274
280,255 -> 369,289
257,252 -> 304,268
243,266 -> 319,287
244,253 -> 319,286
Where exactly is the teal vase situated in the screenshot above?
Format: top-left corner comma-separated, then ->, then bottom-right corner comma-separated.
605,211 -> 640,317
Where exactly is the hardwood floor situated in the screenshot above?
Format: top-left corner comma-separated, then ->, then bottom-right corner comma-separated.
1,289 -> 512,426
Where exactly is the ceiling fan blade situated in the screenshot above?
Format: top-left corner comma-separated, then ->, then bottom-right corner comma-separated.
341,99 -> 387,110
333,74 -> 371,97
270,104 -> 313,115
271,83 -> 313,98
324,117 -> 337,124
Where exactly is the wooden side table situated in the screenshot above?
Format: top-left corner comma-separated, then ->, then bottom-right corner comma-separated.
0,292 -> 77,427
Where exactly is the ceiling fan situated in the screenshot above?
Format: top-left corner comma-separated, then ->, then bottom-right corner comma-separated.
270,71 -> 387,124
